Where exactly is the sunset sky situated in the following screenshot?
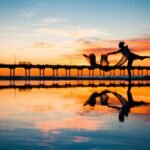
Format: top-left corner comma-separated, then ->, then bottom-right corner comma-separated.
0,0 -> 150,65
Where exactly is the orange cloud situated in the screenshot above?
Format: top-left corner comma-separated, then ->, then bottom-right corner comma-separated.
78,38 -> 150,55
126,38 -> 150,52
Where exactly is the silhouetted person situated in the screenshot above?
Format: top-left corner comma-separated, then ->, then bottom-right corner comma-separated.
108,42 -> 150,81
83,54 -> 99,68
83,84 -> 150,122
83,54 -> 110,71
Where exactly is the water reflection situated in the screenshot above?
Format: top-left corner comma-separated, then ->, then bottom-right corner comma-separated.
0,80 -> 150,90
0,81 -> 150,149
83,83 -> 150,122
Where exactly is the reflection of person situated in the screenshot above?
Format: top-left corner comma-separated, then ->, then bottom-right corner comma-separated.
83,90 -> 109,107
107,42 -> 150,80
83,84 -> 150,122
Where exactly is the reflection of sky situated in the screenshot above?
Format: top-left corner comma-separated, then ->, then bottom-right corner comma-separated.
0,87 -> 150,149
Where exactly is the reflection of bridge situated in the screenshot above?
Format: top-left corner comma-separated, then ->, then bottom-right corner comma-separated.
0,64 -> 150,80
0,81 -> 149,90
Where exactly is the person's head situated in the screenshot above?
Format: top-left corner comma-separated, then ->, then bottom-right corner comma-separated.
119,41 -> 125,48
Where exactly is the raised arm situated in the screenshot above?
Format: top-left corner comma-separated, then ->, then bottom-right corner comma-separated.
108,49 -> 121,55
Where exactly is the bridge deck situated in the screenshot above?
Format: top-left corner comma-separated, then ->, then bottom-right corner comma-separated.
0,64 -> 150,69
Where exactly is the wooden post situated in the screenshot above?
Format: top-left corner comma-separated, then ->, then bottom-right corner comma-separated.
29,69 -> 31,77
132,69 -> 134,77
25,69 -> 27,76
10,69 -> 12,76
56,69 -> 58,76
113,69 -> 115,76
103,70 -> 105,76
141,69 -> 143,76
43,68 -> 45,76
99,69 -> 101,76
78,69 -> 80,76
53,69 -> 55,76
81,69 -> 82,76
39,69 -> 41,76
69,69 -> 71,76
123,69 -> 125,76
92,69 -> 94,76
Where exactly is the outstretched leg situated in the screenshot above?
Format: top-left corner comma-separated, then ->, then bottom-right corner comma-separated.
131,53 -> 150,60
140,56 -> 150,60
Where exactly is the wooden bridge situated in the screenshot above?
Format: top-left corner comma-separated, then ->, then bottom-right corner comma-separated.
0,64 -> 150,80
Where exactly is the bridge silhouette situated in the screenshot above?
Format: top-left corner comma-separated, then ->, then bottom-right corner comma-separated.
0,64 -> 150,80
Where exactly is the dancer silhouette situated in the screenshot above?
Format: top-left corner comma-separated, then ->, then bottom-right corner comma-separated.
108,42 -> 150,80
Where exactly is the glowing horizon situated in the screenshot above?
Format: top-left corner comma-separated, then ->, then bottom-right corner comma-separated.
0,0 -> 150,65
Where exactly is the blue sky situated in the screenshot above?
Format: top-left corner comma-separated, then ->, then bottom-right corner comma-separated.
0,0 -> 150,39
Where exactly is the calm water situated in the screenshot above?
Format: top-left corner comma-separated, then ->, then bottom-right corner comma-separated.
0,81 -> 150,150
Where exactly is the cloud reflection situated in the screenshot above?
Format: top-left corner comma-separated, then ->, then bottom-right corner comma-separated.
72,136 -> 90,143
34,116 -> 107,133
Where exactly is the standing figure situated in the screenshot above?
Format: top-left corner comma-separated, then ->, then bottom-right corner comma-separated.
107,42 -> 150,81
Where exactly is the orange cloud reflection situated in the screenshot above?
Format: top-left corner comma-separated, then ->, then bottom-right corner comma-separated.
34,116 -> 107,133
